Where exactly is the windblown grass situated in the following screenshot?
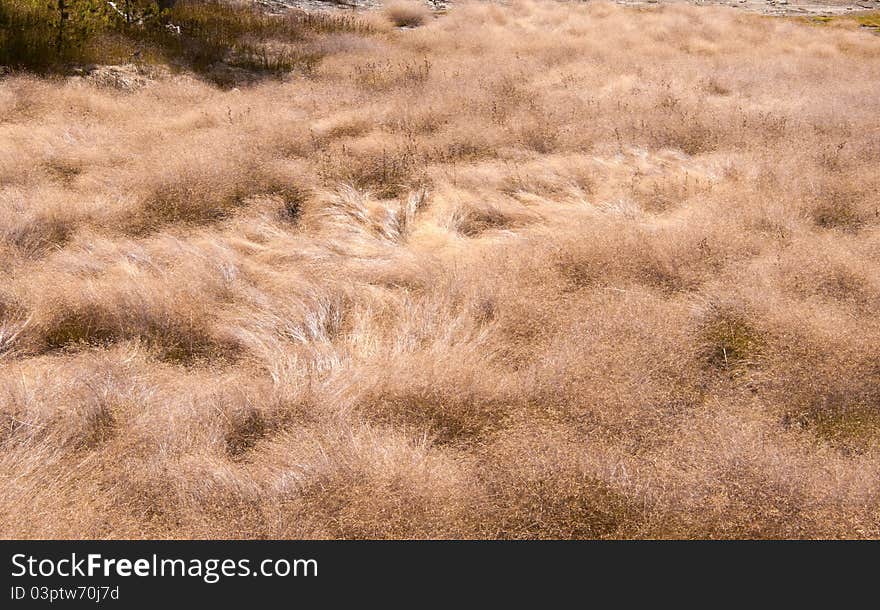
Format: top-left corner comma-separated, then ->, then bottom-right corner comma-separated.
2,0 -> 880,539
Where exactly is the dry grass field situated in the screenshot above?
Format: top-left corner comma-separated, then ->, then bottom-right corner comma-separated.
2,0 -> 880,538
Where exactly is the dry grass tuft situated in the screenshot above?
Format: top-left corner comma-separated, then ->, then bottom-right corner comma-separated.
383,0 -> 432,28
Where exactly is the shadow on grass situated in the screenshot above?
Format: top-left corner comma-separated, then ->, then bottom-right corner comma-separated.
0,0 -> 375,87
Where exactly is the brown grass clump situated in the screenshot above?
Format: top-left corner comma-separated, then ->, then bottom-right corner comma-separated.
383,1 -> 432,28
2,1 -> 880,539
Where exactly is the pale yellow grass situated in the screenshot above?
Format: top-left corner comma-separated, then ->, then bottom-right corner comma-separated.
2,1 -> 880,538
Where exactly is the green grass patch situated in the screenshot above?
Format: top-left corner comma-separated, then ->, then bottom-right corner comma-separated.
803,11 -> 880,30
856,12 -> 880,28
699,308 -> 766,371
787,402 -> 880,454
